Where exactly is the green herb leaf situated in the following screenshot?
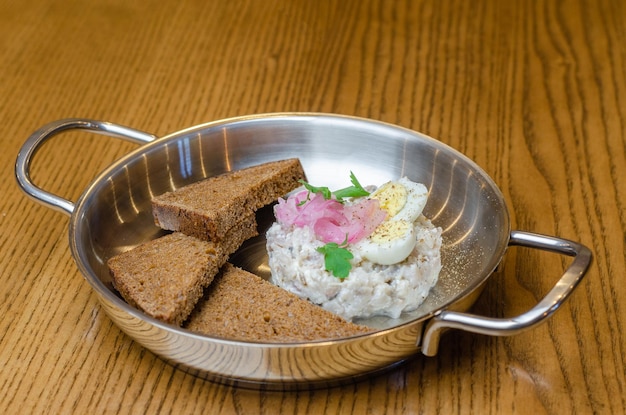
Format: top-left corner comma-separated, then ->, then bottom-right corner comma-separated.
299,172 -> 369,203
332,171 -> 370,201
299,179 -> 332,199
316,242 -> 354,279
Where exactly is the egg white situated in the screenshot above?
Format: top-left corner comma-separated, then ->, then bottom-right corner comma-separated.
355,219 -> 417,265
391,177 -> 428,223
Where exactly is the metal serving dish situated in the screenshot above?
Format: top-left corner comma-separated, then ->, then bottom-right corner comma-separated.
15,113 -> 591,389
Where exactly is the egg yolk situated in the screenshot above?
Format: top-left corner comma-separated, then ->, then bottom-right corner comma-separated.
369,220 -> 411,244
370,182 -> 407,217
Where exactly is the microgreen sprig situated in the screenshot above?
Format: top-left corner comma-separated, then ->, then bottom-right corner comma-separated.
299,181 -> 332,200
299,171 -> 369,203
333,171 -> 370,201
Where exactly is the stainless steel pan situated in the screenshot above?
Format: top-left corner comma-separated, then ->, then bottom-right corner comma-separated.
15,113 -> 591,389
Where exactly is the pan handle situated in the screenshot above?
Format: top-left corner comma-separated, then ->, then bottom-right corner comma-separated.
420,230 -> 592,356
15,119 -> 157,216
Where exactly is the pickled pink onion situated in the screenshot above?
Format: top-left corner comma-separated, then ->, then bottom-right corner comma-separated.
274,190 -> 386,244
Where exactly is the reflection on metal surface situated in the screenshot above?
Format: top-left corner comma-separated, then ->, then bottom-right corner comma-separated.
196,132 -> 208,179
177,138 -> 193,178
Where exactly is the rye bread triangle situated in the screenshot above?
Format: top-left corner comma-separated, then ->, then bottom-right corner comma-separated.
151,158 -> 306,241
108,232 -> 225,326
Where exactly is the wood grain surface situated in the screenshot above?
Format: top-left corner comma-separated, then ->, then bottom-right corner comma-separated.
1,0 -> 624,413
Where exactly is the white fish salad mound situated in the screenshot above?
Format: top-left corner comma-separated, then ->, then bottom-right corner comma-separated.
266,175 -> 443,321
266,216 -> 442,320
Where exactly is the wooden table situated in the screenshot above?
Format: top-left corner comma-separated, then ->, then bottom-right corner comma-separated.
1,0 -> 624,413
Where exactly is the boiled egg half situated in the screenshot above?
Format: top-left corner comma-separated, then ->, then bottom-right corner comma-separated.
355,177 -> 428,265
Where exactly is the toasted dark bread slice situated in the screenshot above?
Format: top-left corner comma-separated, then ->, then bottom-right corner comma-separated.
152,158 -> 305,241
185,264 -> 373,342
